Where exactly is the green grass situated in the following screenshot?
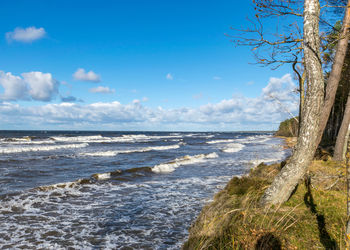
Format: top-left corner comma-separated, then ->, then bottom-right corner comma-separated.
183,160 -> 346,249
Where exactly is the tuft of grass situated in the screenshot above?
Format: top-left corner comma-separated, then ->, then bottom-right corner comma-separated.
183,160 -> 346,250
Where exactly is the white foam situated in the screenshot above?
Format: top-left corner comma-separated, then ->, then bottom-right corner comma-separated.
82,151 -> 119,157
222,143 -> 245,153
51,135 -> 104,142
248,158 -> 282,166
152,152 -> 218,173
51,134 -> 183,144
242,150 -> 286,166
0,138 -> 55,145
205,152 -> 219,158
150,145 -> 180,151
93,173 -> 111,180
206,139 -> 237,144
185,133 -> 214,138
81,144 -> 180,157
0,143 -> 89,154
236,135 -> 271,144
36,180 -> 84,191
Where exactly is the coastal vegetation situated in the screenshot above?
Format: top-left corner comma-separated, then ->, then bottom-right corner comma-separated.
184,158 -> 346,249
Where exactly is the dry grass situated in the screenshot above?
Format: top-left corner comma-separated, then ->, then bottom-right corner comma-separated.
276,136 -> 297,149
183,160 -> 346,250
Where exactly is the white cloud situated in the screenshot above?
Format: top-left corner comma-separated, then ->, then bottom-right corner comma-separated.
0,74 -> 298,130
262,74 -> 297,101
213,76 -> 222,80
0,71 -> 28,101
6,27 -> 46,43
73,68 -> 101,82
22,72 -> 59,101
166,73 -> 173,80
142,97 -> 149,102
0,71 -> 59,102
89,86 -> 115,94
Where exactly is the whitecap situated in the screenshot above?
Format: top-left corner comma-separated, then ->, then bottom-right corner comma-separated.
206,139 -> 237,144
0,143 -> 89,154
222,143 -> 245,153
92,173 -> 111,180
152,152 -> 218,173
80,144 -> 180,157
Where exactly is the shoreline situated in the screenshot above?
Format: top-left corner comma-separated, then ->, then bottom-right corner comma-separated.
274,136 -> 297,149
183,136 -> 346,249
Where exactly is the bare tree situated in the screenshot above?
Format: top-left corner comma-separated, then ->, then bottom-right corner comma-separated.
260,0 -> 324,206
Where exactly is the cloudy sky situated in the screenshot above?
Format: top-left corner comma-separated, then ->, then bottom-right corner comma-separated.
0,0 -> 298,131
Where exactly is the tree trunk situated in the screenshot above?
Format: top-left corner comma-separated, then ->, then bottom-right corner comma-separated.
292,60 -> 306,136
260,0 -> 324,206
316,0 -> 350,147
345,139 -> 350,247
334,91 -> 350,161
299,70 -> 306,136
344,127 -> 350,158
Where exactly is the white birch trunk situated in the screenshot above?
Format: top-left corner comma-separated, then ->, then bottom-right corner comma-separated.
260,0 -> 324,206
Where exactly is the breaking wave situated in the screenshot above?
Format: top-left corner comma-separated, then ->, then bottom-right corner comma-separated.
152,152 -> 218,173
221,143 -> 245,153
80,144 -> 180,157
0,137 -> 55,145
206,139 -> 237,144
0,143 -> 89,154
236,135 -> 271,144
51,134 -> 183,144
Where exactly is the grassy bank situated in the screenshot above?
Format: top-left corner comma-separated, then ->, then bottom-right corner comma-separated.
184,155 -> 346,249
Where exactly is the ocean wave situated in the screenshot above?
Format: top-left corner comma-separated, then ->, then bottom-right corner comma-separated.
35,167 -> 153,188
206,139 -> 237,144
243,157 -> 285,166
80,144 -> 180,157
236,135 -> 271,144
50,134 -> 183,144
35,178 -> 92,191
0,137 -> 55,145
152,152 -> 218,173
51,134 -> 125,143
0,143 -> 89,154
0,173 -> 231,249
92,167 -> 152,180
117,134 -> 183,141
221,143 -> 245,153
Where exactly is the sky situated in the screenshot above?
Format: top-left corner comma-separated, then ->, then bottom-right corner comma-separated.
0,0 -> 299,131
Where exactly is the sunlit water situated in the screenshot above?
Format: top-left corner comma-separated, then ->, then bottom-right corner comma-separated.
0,131 -> 289,249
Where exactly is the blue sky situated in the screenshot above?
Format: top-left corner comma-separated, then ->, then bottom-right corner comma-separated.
0,0 -> 298,131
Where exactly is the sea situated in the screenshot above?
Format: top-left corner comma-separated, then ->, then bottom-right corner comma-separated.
0,131 -> 290,249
